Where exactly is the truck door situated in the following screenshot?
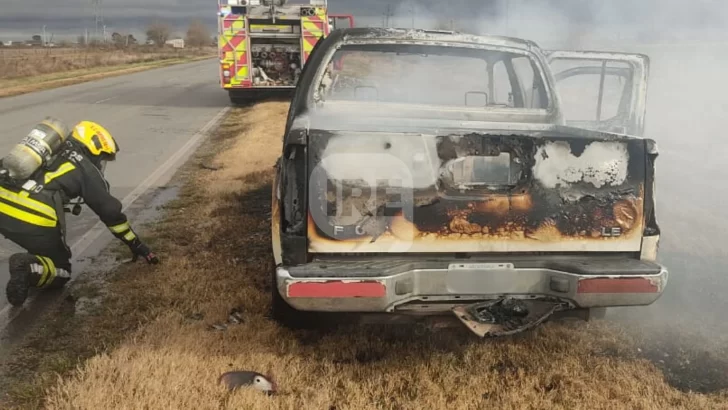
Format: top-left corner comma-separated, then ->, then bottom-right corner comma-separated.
220,9 -> 250,85
546,51 -> 649,137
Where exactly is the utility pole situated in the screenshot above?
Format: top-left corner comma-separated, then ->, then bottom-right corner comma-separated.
92,0 -> 103,41
410,0 -> 415,28
383,4 -> 393,28
42,25 -> 46,46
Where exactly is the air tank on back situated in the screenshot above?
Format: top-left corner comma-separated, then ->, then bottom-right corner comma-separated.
1,117 -> 70,181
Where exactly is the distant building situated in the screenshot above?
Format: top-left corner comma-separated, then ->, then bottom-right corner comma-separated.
165,38 -> 185,49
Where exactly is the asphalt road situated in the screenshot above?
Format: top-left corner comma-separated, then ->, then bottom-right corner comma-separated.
0,58 -> 228,314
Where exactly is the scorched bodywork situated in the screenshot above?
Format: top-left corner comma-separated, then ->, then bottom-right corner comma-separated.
307,129 -> 647,254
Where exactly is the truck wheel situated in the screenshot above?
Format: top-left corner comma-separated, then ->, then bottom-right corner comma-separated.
228,90 -> 258,106
585,307 -> 608,321
553,307 -> 608,322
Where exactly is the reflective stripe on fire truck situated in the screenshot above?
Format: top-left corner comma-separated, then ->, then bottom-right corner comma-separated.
300,8 -> 328,65
220,13 -> 249,85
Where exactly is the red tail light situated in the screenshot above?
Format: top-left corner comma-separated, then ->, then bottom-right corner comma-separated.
577,277 -> 659,294
287,280 -> 387,298
222,64 -> 231,84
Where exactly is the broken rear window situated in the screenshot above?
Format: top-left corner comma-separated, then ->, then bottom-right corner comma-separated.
316,44 -> 549,109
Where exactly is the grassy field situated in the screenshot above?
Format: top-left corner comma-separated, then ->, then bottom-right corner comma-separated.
0,46 -> 216,97
1,102 -> 727,409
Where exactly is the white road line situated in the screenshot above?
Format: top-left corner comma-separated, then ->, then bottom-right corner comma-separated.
94,97 -> 116,104
0,106 -> 231,320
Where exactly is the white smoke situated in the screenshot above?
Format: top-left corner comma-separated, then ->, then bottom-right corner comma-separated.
319,0 -> 728,376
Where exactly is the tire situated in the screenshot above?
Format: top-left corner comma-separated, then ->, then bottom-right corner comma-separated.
586,307 -> 608,321
229,89 -> 295,106
228,90 -> 259,106
553,307 -> 608,322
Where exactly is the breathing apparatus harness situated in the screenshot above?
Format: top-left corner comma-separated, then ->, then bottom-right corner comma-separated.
0,127 -> 89,217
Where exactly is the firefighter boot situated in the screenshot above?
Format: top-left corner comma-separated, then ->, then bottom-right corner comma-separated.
6,253 -> 40,307
6,253 -> 70,306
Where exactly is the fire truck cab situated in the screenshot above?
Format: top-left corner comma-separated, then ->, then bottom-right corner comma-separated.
217,0 -> 354,104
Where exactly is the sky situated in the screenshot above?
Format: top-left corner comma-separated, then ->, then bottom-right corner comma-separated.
0,0 -> 726,42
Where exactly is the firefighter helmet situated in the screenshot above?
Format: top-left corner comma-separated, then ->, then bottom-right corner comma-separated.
70,121 -> 119,161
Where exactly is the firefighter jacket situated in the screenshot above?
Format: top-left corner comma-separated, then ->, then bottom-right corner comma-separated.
0,142 -> 141,248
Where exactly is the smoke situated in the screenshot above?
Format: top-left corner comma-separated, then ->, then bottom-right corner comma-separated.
319,0 -> 728,391
348,0 -> 728,48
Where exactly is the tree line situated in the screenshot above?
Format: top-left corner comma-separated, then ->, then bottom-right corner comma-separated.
73,19 -> 213,48
145,19 -> 213,47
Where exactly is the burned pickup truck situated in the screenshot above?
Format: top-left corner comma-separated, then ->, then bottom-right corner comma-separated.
270,28 -> 666,336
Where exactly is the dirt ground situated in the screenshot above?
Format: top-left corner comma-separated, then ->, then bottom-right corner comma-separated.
1,102 -> 728,409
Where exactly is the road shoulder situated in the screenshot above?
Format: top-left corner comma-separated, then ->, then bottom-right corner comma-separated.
0,102 -> 726,409
0,104 -> 237,408
0,55 -> 214,99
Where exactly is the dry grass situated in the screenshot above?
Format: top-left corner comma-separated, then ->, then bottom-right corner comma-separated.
0,47 -> 214,80
2,102 -> 728,409
0,46 -> 216,98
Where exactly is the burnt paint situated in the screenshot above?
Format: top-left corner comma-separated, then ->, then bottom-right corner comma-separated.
307,132 -> 646,244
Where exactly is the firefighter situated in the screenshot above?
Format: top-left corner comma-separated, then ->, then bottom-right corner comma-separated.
0,119 -> 159,307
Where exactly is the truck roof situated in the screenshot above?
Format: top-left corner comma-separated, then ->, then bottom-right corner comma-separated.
334,27 -> 540,51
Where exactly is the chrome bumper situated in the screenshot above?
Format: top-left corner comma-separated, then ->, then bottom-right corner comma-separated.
276,261 -> 668,313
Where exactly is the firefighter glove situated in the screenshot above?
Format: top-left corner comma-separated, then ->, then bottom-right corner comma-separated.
128,238 -> 160,265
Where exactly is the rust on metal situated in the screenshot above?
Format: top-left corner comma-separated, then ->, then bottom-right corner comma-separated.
452,299 -> 563,337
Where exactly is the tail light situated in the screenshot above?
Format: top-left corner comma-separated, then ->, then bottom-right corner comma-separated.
222,64 -> 231,84
577,277 -> 660,294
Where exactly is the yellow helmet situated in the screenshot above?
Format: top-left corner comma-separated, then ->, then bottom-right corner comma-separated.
70,121 -> 118,161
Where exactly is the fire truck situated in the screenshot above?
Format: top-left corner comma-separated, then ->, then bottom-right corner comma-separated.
217,0 -> 354,104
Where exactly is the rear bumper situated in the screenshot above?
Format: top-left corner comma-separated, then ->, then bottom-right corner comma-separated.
275,259 -> 668,314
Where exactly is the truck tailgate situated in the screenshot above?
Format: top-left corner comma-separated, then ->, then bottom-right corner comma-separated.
306,129 -> 651,254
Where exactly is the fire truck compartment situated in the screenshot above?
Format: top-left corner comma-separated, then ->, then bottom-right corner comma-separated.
250,37 -> 302,87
